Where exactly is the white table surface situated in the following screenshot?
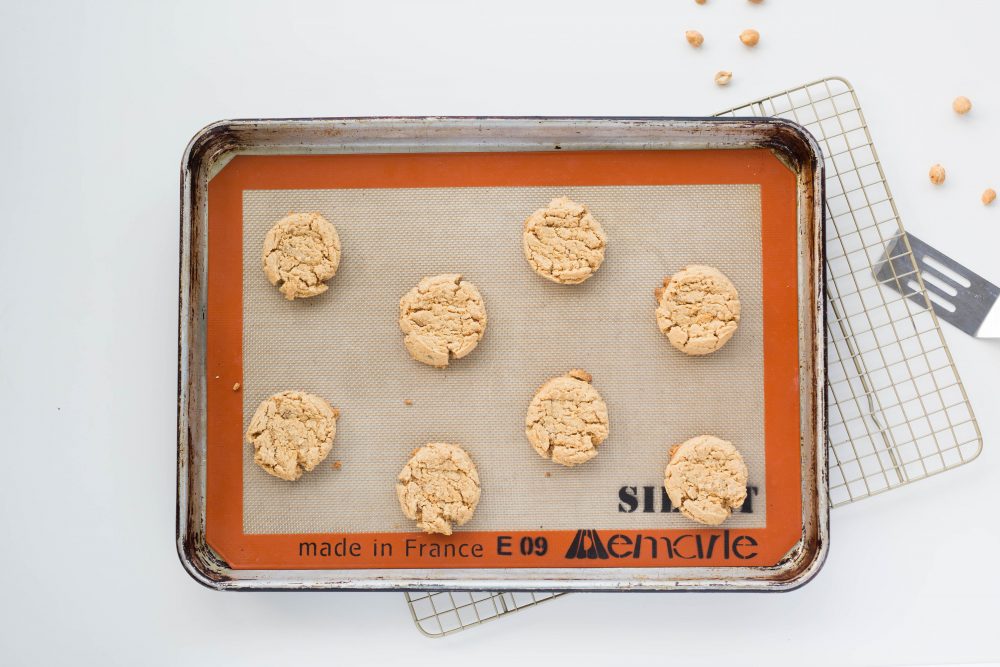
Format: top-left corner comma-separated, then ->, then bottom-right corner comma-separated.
2,1 -> 999,664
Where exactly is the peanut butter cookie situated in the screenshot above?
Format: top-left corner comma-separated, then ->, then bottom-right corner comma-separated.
263,212 -> 341,300
398,273 -> 487,368
655,265 -> 740,355
525,369 -> 609,467
664,435 -> 748,526
245,391 -> 339,481
522,197 -> 607,284
396,442 -> 481,535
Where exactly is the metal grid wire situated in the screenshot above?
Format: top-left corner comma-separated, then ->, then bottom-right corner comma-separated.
407,591 -> 560,637
406,77 -> 983,637
717,76 -> 981,505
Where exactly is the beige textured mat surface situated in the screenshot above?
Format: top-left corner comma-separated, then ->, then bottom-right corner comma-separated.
240,185 -> 765,534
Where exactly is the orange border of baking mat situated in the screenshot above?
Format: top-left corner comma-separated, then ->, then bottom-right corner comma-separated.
205,150 -> 801,570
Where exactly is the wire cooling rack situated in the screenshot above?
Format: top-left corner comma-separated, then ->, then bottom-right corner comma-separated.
722,77 -> 982,505
406,77 -> 983,637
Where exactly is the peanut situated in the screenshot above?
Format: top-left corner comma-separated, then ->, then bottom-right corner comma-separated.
740,29 -> 760,46
929,164 -> 946,185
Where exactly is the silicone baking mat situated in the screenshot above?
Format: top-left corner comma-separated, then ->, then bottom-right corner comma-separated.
241,184 -> 766,534
203,148 -> 806,570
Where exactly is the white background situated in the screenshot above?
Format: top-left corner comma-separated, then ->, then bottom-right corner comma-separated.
1,1 -> 999,665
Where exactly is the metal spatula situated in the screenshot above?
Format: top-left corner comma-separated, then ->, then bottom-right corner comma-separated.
876,233 -> 1000,338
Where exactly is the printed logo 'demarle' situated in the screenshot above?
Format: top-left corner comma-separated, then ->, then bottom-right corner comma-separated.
564,529 -> 609,560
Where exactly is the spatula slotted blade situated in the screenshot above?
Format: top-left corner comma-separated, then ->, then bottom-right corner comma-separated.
876,233 -> 1000,338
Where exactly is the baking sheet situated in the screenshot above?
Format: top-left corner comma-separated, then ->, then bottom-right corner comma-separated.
240,184 -> 766,535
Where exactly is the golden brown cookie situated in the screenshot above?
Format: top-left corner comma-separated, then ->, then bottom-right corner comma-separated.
522,197 -> 607,284
525,369 -> 609,467
398,273 -> 487,368
655,265 -> 740,355
396,442 -> 481,535
245,391 -> 339,481
664,435 -> 748,525
263,212 -> 341,300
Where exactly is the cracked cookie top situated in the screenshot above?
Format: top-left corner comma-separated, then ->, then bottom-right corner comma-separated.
398,273 -> 487,368
396,442 -> 481,535
245,390 -> 339,481
523,197 -> 607,284
262,212 -> 341,300
655,265 -> 740,355
525,369 -> 609,467
664,435 -> 748,525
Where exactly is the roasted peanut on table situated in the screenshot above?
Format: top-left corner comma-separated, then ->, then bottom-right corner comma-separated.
929,164 -> 946,185
740,29 -> 760,47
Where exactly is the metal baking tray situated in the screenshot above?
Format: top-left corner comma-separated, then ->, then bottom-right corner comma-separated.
177,117 -> 826,591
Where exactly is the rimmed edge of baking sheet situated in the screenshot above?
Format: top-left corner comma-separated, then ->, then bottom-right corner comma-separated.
177,117 -> 826,591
